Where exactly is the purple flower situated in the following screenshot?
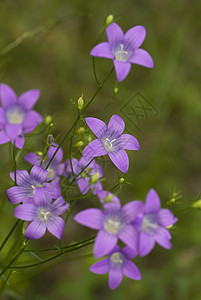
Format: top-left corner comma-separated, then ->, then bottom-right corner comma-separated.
90,22 -> 154,82
24,143 -> 65,180
0,83 -> 43,149
82,115 -> 140,173
66,156 -> 103,195
74,201 -> 143,258
133,188 -> 178,257
6,165 -> 61,205
97,190 -> 120,208
14,190 -> 68,239
90,245 -> 141,290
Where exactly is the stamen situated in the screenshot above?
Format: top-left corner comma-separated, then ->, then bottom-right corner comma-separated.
102,137 -> 117,152
38,209 -> 51,222
110,252 -> 124,265
6,106 -> 25,124
103,216 -> 123,234
115,44 -> 129,62
142,215 -> 158,233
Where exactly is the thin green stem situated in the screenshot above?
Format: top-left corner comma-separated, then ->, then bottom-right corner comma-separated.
13,142 -> 17,185
69,114 -> 80,178
0,220 -> 20,253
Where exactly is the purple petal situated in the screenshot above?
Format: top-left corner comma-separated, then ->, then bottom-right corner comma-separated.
56,163 -> 65,176
157,209 -> 178,227
89,258 -> 110,274
122,201 -> 145,223
18,89 -> 40,110
139,232 -> 155,257
90,42 -> 113,59
122,246 -> 138,260
154,227 -> 172,249
6,186 -> 32,204
0,108 -> 6,127
125,25 -> 146,49
74,208 -> 103,230
106,23 -> 124,46
22,110 -> 42,133
118,225 -> 138,251
30,165 -> 47,183
0,83 -> 17,108
14,204 -> 35,221
52,196 -> 69,215
94,230 -> 118,258
10,170 -> 31,185
145,188 -> 161,214
77,178 -> 89,195
123,260 -> 141,280
108,150 -> 129,173
0,131 -> 10,144
15,135 -> 25,149
24,153 -> 40,166
83,139 -> 107,158
114,60 -> 131,82
109,268 -> 123,290
34,188 -> 52,206
118,134 -> 140,150
47,143 -> 63,163
85,117 -> 107,139
97,190 -> 121,208
5,124 -> 21,139
66,158 -> 79,174
130,49 -> 154,68
47,215 -> 65,239
25,220 -> 46,239
108,115 -> 125,136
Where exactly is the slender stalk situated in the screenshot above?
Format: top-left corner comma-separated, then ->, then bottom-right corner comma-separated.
69,114 -> 80,178
0,220 -> 20,253
13,142 -> 17,185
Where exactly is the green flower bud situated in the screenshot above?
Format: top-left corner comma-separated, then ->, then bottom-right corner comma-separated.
47,134 -> 54,145
105,194 -> 113,203
90,172 -> 99,184
22,221 -> 29,235
78,96 -> 84,110
77,127 -> 85,134
75,141 -> 84,147
192,200 -> 201,209
35,151 -> 43,156
114,87 -> 118,94
106,15 -> 114,26
45,115 -> 52,125
119,177 -> 124,184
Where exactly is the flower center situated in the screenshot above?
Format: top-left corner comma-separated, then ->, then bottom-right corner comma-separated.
142,215 -> 158,234
115,44 -> 129,62
81,167 -> 92,179
6,106 -> 25,124
102,137 -> 116,152
38,208 -> 51,222
110,252 -> 124,267
103,215 -> 123,235
47,167 -> 55,179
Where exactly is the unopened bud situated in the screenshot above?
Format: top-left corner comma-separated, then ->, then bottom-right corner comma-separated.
35,151 -> 43,156
49,123 -> 54,128
88,135 -> 92,142
47,134 -> 54,145
114,87 -> 118,94
77,127 -> 85,134
192,200 -> 201,209
75,141 -> 84,147
45,115 -> 52,125
106,15 -> 114,26
166,225 -> 173,229
119,177 -> 124,184
90,172 -> 99,184
22,221 -> 29,235
78,96 -> 84,110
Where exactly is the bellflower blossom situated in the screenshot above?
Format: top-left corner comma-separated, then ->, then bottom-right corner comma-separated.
0,83 -> 42,149
14,189 -> 68,239
74,201 -> 143,258
132,188 -> 178,257
97,190 -> 120,208
66,156 -> 103,195
24,143 -> 65,180
6,165 -> 61,205
83,114 -> 140,173
90,22 -> 154,82
90,245 -> 141,290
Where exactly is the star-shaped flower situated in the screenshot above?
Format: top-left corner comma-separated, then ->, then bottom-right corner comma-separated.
82,115 -> 140,173
90,22 -> 154,82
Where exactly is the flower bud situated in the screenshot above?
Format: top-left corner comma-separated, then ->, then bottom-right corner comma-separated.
45,115 -> 52,125
114,87 -> 118,94
119,177 -> 124,184
106,15 -> 114,26
22,221 -> 29,235
35,151 -> 43,156
75,141 -> 84,147
78,96 -> 84,110
105,194 -> 113,203
47,134 -> 54,145
77,127 -> 85,134
192,200 -> 201,209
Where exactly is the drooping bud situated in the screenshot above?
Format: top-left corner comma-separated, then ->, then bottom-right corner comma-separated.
106,15 -> 114,26
78,96 -> 84,110
47,134 -> 54,145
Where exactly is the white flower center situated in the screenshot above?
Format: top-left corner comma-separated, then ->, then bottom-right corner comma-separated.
47,167 -> 55,178
115,44 -> 129,62
142,215 -> 158,234
103,215 -> 123,235
110,252 -> 124,265
102,138 -> 116,152
6,106 -> 25,124
38,208 -> 51,222
81,167 -> 92,179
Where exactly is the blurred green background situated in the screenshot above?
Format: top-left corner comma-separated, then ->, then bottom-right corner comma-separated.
0,0 -> 201,299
